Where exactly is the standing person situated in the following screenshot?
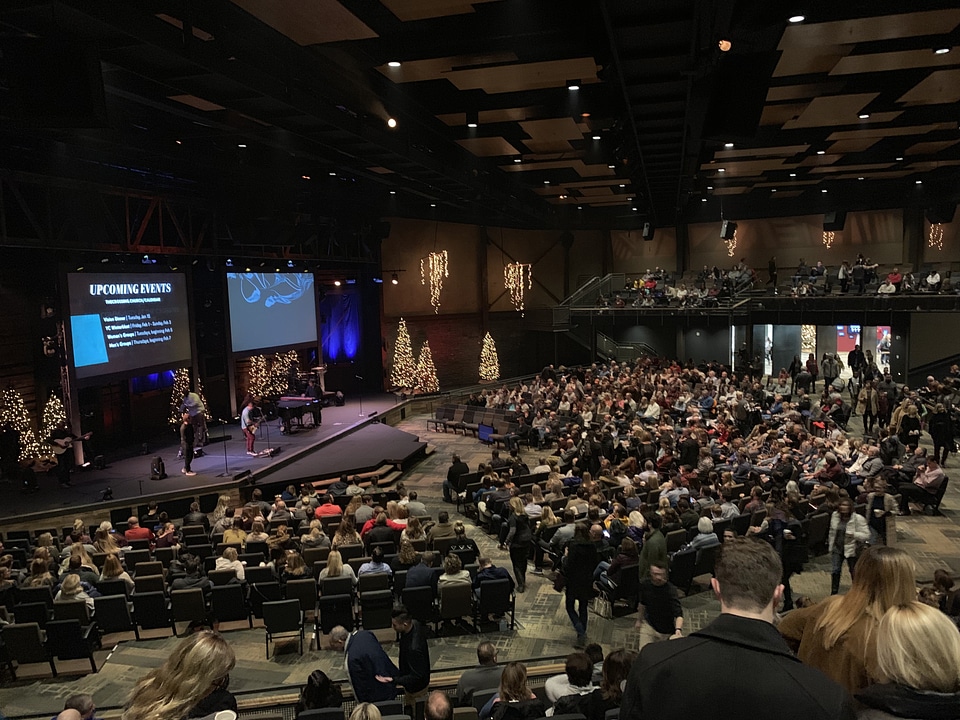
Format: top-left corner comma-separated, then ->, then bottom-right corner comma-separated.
443,454 -> 471,504
179,389 -> 208,455
633,562 -> 683,649
121,630 -> 236,720
620,539 -> 854,720
620,539 -> 856,720
47,421 -> 90,488
563,522 -> 599,648
828,498 -> 870,595
180,413 -> 196,477
240,398 -> 258,457
767,256 -> 777,289
376,607 -> 431,715
778,546 -> 917,695
329,626 -> 398,703
806,353 -> 820,391
927,403 -> 954,466
821,353 -> 839,392
504,497 -> 533,593
856,382 -> 880,435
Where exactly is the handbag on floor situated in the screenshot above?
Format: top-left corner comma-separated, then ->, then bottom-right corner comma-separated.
592,596 -> 613,619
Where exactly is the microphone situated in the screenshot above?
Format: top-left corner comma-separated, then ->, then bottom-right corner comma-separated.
355,375 -> 364,380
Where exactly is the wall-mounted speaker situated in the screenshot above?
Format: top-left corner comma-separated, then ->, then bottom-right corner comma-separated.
926,204 -> 957,225
823,211 -> 847,231
641,223 -> 654,241
720,220 -> 737,239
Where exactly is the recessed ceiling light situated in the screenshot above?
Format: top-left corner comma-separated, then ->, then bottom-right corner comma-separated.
632,207 -> 638,211
858,177 -> 864,181
701,198 -> 707,203
718,168 -> 725,173
916,180 -> 923,184
896,156 -> 903,161
577,205 -> 582,210
387,117 -> 397,128
237,144 -> 247,148
724,142 -> 734,148
858,113 -> 870,119
430,203 -> 436,207
467,121 -> 478,128
821,189 -> 828,193
816,150 -> 825,155
619,184 -> 625,188
592,135 -> 601,140
544,180 -> 550,185
567,82 -> 580,90
707,186 -> 713,190
301,175 -> 310,180
175,140 -> 182,145
788,15 -> 805,23
581,112 -> 591,118
771,188 -> 777,192
389,190 -> 396,195
789,173 -> 797,177
934,47 -> 951,55
387,61 -> 402,67
608,164 -> 616,169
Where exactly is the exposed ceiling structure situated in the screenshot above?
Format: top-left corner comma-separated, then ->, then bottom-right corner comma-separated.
1,0 -> 959,241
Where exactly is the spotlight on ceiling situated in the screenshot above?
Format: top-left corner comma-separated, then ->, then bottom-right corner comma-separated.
387,117 -> 397,128
237,143 -> 247,148
858,113 -> 870,119
718,39 -> 732,52
141,254 -> 156,265
724,142 -> 734,148
225,258 -> 233,267
465,109 -> 479,128
373,277 -> 383,284
287,260 -> 294,268
334,280 -> 341,287
934,47 -> 951,55
788,15 -> 805,23
592,134 -> 601,140
391,273 -> 399,285
566,79 -> 580,90
513,158 -> 522,163
387,60 -> 402,67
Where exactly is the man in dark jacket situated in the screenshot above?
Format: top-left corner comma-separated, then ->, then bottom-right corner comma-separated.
182,501 -> 210,531
620,538 -> 855,720
443,454 -> 471,503
330,625 -> 398,703
377,607 -> 431,709
406,551 -> 439,594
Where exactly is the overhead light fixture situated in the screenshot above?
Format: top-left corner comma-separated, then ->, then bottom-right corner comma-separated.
771,188 -> 777,192
421,249 -> 448,313
788,14 -> 805,23
287,260 -> 294,268
329,171 -> 336,176
513,158 -> 522,163
701,198 -> 707,203
577,205 -> 583,210
858,113 -> 870,119
245,266 -> 251,272
934,47 -> 951,55
707,185 -> 713,190
566,79 -> 580,90
916,180 -> 923,185
387,117 -> 397,128
373,277 -> 383,284
789,173 -> 797,177
387,60 -> 402,67
466,110 -> 478,128
718,39 -> 732,52
608,164 -> 616,169
175,140 -> 182,145
505,262 -> 533,313
717,168 -> 726,173
389,190 -> 396,195
391,273 -> 399,285
301,175 -> 310,180
334,280 -> 341,287
581,112 -> 591,118
237,143 -> 247,148
619,184 -> 625,188
858,177 -> 865,180
430,203 -> 436,207
724,142 -> 734,148
821,189 -> 828,193
896,156 -> 904,161
632,207 -> 638,211
226,258 -> 233,267
816,150 -> 825,155
544,180 -> 550,185
592,135 -> 601,140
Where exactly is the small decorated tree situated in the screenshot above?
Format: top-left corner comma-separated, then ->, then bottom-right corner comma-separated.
248,354 -> 269,397
169,368 -> 192,427
41,393 -> 67,444
479,332 -> 500,382
390,318 -> 417,388
1,385 -> 41,461
416,341 -> 439,393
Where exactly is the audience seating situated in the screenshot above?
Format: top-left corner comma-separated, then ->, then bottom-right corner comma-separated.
44,619 -> 100,675
1,623 -> 57,679
93,595 -> 140,640
263,599 -> 304,657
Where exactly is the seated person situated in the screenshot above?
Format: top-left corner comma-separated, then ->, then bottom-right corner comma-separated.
877,278 -> 897,295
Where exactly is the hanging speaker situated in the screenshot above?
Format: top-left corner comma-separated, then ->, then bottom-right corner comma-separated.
641,223 -> 654,241
720,220 -> 737,239
823,211 -> 847,231
926,204 -> 956,225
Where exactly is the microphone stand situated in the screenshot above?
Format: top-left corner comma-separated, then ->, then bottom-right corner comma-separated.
218,418 -> 231,477
356,374 -> 364,417
259,406 -> 272,455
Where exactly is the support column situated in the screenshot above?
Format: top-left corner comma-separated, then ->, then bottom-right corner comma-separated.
478,226 -> 490,332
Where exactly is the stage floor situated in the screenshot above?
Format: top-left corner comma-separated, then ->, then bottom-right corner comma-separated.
0,394 -> 400,520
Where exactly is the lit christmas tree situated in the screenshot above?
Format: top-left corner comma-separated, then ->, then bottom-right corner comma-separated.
248,354 -> 269,397
390,319 -> 417,388
264,351 -> 295,397
42,393 -> 67,442
416,341 -> 439,393
479,332 -> 500,382
0,386 -> 41,461
195,377 -> 213,421
169,368 -> 192,427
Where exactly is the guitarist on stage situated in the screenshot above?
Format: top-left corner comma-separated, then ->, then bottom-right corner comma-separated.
240,397 -> 260,456
47,420 -> 91,488
179,389 -> 209,456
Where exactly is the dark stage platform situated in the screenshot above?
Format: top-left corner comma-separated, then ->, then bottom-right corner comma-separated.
1,394 -> 422,522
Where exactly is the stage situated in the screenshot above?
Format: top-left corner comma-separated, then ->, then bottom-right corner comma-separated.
1,393 -> 422,523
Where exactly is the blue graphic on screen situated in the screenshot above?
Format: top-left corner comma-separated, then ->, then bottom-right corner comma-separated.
321,292 -> 360,362
71,314 -> 109,367
227,272 -> 318,352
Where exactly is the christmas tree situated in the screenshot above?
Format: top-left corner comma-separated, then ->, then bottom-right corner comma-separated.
390,319 -> 417,388
42,393 -> 67,443
479,332 -> 500,382
195,377 -> 213,421
416,341 -> 439,393
248,354 -> 269,397
0,386 -> 41,461
169,368 -> 192,427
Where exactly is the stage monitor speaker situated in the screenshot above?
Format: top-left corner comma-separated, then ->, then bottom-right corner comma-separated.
150,456 -> 167,481
823,211 -> 847,232
641,222 -> 655,241
1,38 -> 108,128
720,220 -> 737,239
926,204 -> 957,225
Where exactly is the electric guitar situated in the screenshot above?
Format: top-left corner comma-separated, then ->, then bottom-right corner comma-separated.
49,432 -> 93,455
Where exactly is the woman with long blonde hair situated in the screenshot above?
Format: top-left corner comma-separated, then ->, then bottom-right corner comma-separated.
122,630 -> 236,720
856,601 -> 960,717
779,545 -> 917,693
318,549 -> 357,586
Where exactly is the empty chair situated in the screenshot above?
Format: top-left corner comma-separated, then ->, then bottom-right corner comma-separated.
263,599 -> 304,657
245,540 -> 269,558
122,549 -> 151,574
170,588 -> 209,635
180,525 -> 207,539
337,544 -> 364,562
154,547 -> 177,568
207,569 -> 238,587
1,623 -> 56,679
17,585 -> 53,610
135,561 -> 164,578
359,589 -> 394,630
14,602 -> 50,627
249,582 -> 283,618
475,579 -> 515,629
402,586 -> 438,628
358,573 -> 391,594
285,578 -> 319,621
210,584 -> 253,629
392,570 -> 408,598
244,566 -> 276,585
96,578 -> 129,597
94,595 -> 140,640
190,543 -> 214,561
238,552 -> 265,567
45,619 -> 100,675
302,547 -> 330,566
126,539 -> 151,551
134,575 -> 166,594
53,600 -> 90,624
317,594 -> 354,636
439,583 -> 475,633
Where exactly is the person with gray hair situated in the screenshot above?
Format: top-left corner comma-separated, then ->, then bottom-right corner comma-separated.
424,691 -> 453,720
63,694 -> 96,720
456,642 -> 504,706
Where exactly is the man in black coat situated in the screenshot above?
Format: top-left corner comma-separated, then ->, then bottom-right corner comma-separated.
377,607 -> 431,710
443,454 -> 471,503
330,626 -> 398,703
620,538 -> 855,720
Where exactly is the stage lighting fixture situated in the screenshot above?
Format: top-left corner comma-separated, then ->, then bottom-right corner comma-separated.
566,79 -> 580,90
346,278 -> 357,285
392,273 -> 399,285
373,277 -> 383,284
718,39 -> 732,52
934,47 -> 951,55
387,117 -> 397,128
287,260 -> 294,268
466,110 -> 478,128
334,280 -> 341,287
642,223 -> 655,241
141,254 -> 156,265
788,15 -> 805,23
720,220 -> 737,239
387,60 -> 401,67
225,258 -> 234,267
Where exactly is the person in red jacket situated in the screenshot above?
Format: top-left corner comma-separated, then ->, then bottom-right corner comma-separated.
315,494 -> 343,518
124,516 -> 154,544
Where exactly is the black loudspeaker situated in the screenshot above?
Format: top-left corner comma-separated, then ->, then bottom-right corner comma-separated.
720,220 -> 738,239
926,204 -> 957,225
150,456 -> 167,481
641,223 -> 655,241
823,211 -> 847,231
1,38 -> 108,128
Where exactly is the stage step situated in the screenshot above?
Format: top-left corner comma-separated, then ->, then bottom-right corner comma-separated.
310,463 -> 399,492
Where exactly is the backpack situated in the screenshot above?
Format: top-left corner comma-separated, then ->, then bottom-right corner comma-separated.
880,436 -> 900,465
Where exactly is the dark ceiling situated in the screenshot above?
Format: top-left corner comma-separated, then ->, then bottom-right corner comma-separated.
1,0 -> 959,241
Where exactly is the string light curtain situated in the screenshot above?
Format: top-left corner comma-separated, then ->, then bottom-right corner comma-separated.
723,228 -> 738,258
929,223 -> 944,251
420,221 -> 449,313
505,262 -> 533,313
822,230 -> 835,249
